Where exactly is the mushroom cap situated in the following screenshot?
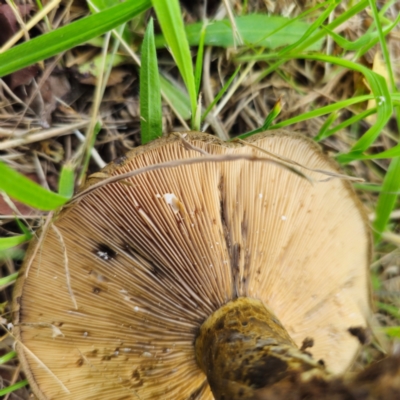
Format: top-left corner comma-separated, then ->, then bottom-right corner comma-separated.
13,131 -> 371,400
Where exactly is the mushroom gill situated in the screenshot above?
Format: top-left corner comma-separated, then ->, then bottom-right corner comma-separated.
13,131 -> 371,400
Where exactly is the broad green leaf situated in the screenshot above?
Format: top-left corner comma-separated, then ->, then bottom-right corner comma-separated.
154,15 -> 324,51
0,161 -> 69,211
0,0 -> 151,78
152,0 -> 197,126
140,19 -> 162,144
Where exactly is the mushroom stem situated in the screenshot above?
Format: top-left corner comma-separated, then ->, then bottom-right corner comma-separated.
195,298 -> 330,400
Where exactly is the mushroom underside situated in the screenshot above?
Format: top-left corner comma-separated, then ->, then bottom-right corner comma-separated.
13,131 -> 370,399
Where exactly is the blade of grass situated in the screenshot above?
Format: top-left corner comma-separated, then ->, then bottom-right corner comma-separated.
373,157 -> 400,243
0,234 -> 32,251
320,107 -> 377,141
353,183 -> 386,193
140,18 -> 162,144
368,0 -> 400,244
0,248 -> 25,260
0,380 -> 28,396
0,162 -> 69,210
314,111 -> 339,141
276,0 -> 339,58
0,351 -> 17,364
269,94 -> 374,130
368,0 -> 397,93
58,162 -> 75,198
152,0 -> 197,127
236,98 -> 282,139
381,326 -> 400,338
194,23 -> 207,97
0,272 -> 18,287
238,0 -> 369,81
340,145 -> 400,160
322,12 -> 400,52
86,0 -> 191,126
377,302 -> 400,320
16,219 -> 32,236
0,0 -> 151,78
79,121 -> 102,184
286,54 -> 392,158
201,65 -> 241,122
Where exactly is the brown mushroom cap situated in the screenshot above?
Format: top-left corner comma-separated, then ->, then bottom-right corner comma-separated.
13,131 -> 371,399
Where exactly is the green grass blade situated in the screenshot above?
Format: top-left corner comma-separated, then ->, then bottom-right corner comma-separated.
0,351 -> 17,365
236,0 -> 369,82
261,99 -> 283,130
58,163 -> 75,198
201,65 -> 241,122
0,234 -> 32,251
0,161 -> 69,211
320,12 -> 400,52
294,55 -> 392,156
238,0 -> 368,63
236,98 -> 282,140
377,301 -> 400,320
140,19 -> 162,144
368,0 -> 398,92
372,157 -> 400,242
353,183 -> 385,193
79,121 -> 103,184
338,145 -> 400,161
194,23 -> 207,97
0,272 -> 18,286
381,326 -> 400,338
152,0 -> 197,126
321,108 -> 377,140
276,0 -> 339,57
269,94 -> 373,130
314,111 -> 339,141
0,380 -> 28,396
0,0 -> 151,78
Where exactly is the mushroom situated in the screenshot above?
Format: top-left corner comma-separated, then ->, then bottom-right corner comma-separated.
12,130 -> 371,399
